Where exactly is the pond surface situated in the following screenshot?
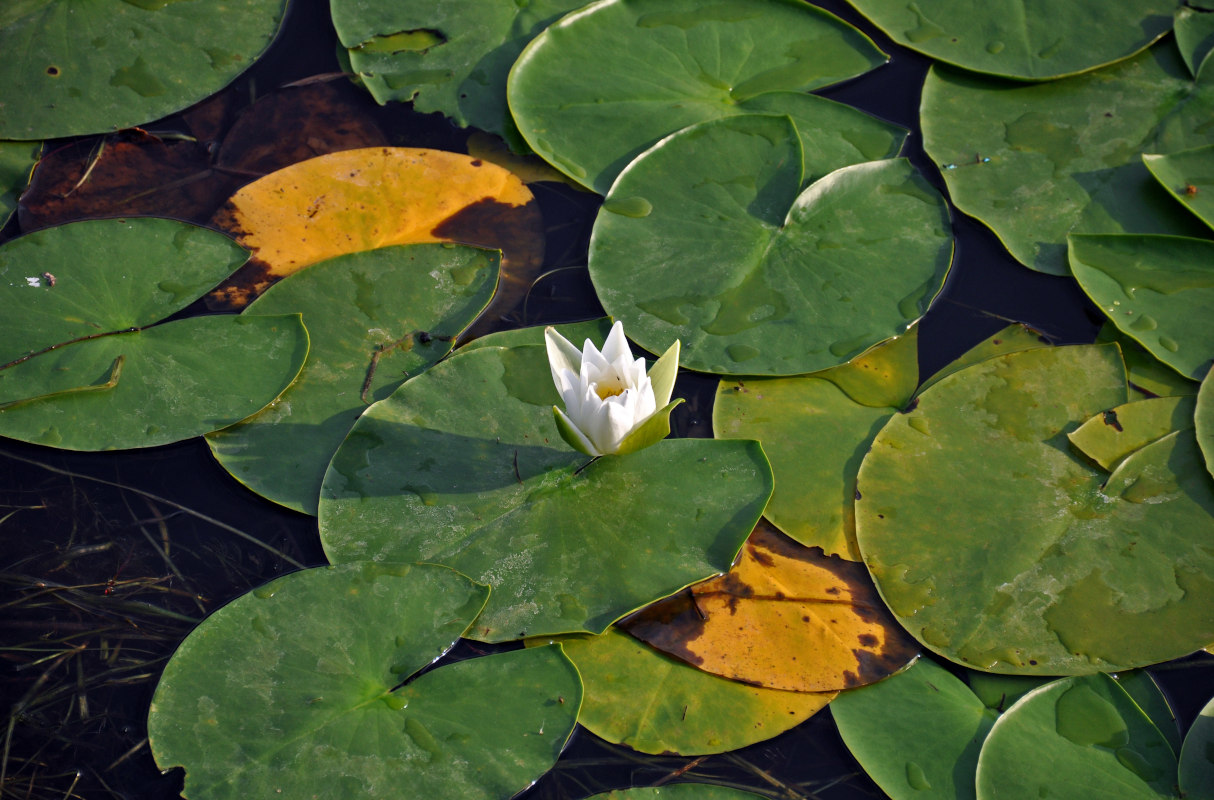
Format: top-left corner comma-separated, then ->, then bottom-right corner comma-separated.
1,0 -> 1211,797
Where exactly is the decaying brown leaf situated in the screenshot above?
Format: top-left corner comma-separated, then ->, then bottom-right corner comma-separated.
621,519 -> 918,692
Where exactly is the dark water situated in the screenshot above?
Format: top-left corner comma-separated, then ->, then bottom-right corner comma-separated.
1,0 -> 1210,798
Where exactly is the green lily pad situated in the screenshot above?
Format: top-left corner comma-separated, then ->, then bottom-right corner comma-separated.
590,115 -> 951,376
1199,366 -> 1214,480
713,325 -> 1047,558
1115,671 -> 1183,756
1069,233 -> 1214,380
0,314 -> 307,449
333,0 -> 586,149
319,344 -> 772,642
963,670 -> 1177,752
0,218 -> 306,450
1097,324 -> 1201,399
558,629 -> 832,756
715,375 -> 891,559
844,0 -> 1175,81
1068,395 -> 1197,471
1143,145 -> 1214,231
975,674 -> 1178,799
1180,694 -> 1214,799
1176,6 -> 1214,80
855,344 -> 1214,674
832,657 -> 998,800
0,140 -> 39,227
507,0 -> 889,193
0,218 -> 248,364
921,43 -> 1214,275
0,0 -> 288,140
148,562 -> 582,798
207,244 -> 498,515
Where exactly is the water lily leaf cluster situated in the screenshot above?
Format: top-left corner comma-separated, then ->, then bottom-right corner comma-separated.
714,324 -> 1048,558
507,0 -> 891,193
0,218 -> 307,450
922,41 -> 1214,275
832,657 -> 1204,800
148,562 -> 581,798
0,0 -> 288,139
589,116 -> 951,376
319,341 -> 773,641
855,344 -> 1214,674
207,244 -> 500,514
331,0 -> 587,148
3,0 -> 1209,794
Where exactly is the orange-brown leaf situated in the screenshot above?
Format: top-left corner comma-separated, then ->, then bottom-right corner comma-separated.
621,519 -> 918,692
208,147 -> 544,317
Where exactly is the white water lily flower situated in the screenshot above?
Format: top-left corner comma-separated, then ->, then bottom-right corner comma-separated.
545,321 -> 681,457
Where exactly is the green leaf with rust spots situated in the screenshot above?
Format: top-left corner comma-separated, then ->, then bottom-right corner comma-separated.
0,0 -> 286,139
1179,694 -> 1214,798
1097,323 -> 1200,399
207,244 -> 498,515
318,343 -> 772,642
1199,367 -> 1214,481
833,657 -> 997,800
921,43 -> 1214,275
590,115 -> 951,376
1068,395 -> 1197,471
1144,144 -> 1214,231
856,344 -> 1214,674
976,675 -> 1177,800
333,0 -> 587,149
558,629 -> 832,756
148,562 -> 583,798
713,325 -> 1049,558
507,0 -> 892,193
1069,233 -> 1214,381
845,0 -> 1175,81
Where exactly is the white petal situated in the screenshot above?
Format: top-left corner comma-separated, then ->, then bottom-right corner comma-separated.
599,398 -> 640,453
545,327 -> 585,390
601,320 -> 632,365
633,377 -> 656,421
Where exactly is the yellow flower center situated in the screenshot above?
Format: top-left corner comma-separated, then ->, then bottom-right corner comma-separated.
595,380 -> 626,400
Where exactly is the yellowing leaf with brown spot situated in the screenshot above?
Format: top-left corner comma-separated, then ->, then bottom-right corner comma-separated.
208,147 -> 544,328
621,520 -> 918,693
